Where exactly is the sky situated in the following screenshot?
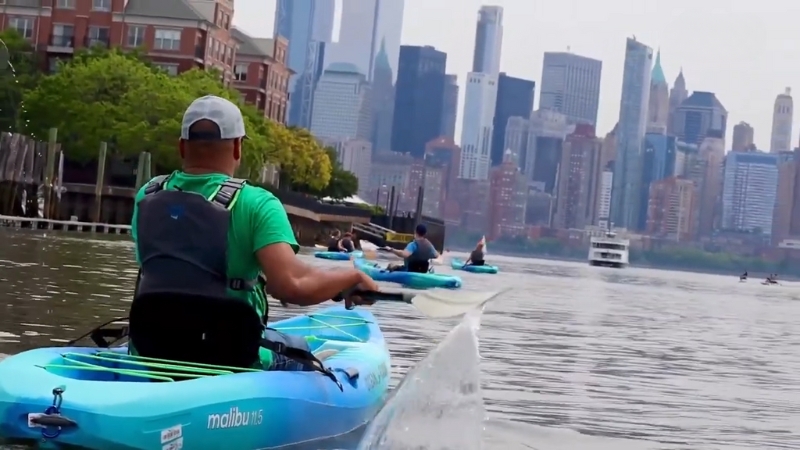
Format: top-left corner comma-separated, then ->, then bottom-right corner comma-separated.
234,0 -> 800,151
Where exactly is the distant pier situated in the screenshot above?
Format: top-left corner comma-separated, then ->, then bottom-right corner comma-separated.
0,215 -> 131,234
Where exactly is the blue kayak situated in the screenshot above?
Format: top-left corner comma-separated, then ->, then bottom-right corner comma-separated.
314,250 -> 363,260
450,258 -> 499,274
354,258 -> 462,290
0,306 -> 390,449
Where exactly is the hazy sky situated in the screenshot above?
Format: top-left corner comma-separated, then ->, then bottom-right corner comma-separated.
235,0 -> 798,151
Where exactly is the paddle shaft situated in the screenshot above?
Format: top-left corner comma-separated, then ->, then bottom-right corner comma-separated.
350,290 -> 415,304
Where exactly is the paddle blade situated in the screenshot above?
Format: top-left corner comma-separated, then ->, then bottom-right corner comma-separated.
355,249 -> 378,260
408,289 -> 508,318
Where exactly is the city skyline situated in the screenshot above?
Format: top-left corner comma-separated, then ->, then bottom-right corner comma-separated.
239,0 -> 798,151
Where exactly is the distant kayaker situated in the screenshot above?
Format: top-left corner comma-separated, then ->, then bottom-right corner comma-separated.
765,274 -> 778,284
463,241 -> 486,267
338,232 -> 356,253
129,95 -> 379,373
326,229 -> 342,252
384,223 -> 439,273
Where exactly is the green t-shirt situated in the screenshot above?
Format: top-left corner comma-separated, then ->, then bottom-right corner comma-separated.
130,171 -> 299,366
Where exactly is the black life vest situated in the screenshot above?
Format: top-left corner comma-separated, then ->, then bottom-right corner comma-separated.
125,174 -> 340,388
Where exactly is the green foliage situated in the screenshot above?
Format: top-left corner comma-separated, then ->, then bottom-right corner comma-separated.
71,46 -> 156,70
21,49 -> 335,188
323,147 -> 359,200
356,203 -> 384,214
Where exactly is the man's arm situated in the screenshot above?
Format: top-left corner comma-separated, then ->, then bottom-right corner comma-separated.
250,192 -> 365,305
389,241 -> 414,259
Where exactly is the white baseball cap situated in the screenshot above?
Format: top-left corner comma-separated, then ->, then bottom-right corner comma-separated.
180,95 -> 248,140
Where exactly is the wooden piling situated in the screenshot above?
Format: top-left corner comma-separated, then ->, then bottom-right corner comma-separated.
92,142 -> 108,223
134,151 -> 152,190
42,128 -> 57,218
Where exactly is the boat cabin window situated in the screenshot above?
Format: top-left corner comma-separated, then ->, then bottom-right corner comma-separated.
591,242 -> 627,250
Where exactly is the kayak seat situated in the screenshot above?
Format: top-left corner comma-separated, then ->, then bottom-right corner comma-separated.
407,260 -> 430,273
129,292 -> 264,370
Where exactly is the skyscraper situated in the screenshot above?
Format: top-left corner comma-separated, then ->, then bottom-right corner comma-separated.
611,37 -> 653,230
491,73 -> 535,167
310,63 -> 372,141
721,151 -> 780,235
553,124 -> 603,230
327,0 -> 404,82
370,39 -> 394,152
770,88 -> 793,153
440,74 -> 459,141
459,72 -> 499,180
671,91 -> 727,146
667,69 -> 688,135
639,134 -> 678,228
645,176 -> 695,241
391,45 -> 447,158
460,5 -> 504,180
731,122 -> 755,151
274,0 -> 335,129
471,6 -> 503,75
539,52 -> 602,126
647,50 -> 669,134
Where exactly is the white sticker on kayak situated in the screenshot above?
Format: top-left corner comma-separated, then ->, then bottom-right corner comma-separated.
160,424 -> 182,443
27,413 -> 44,428
162,437 -> 183,450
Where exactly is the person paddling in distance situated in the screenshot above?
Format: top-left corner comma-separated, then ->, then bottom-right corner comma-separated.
129,95 -> 379,374
463,240 -> 486,267
383,224 -> 440,273
326,229 -> 342,252
338,231 -> 356,253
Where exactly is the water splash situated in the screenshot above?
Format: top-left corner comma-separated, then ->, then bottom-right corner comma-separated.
358,308 -> 487,450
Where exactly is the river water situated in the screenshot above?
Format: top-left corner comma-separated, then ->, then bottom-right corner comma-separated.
0,227 -> 799,449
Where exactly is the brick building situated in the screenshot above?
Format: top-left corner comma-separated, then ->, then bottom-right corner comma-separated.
553,124 -> 602,230
0,0 -> 289,120
231,28 -> 290,122
645,176 -> 695,242
488,149 -> 526,239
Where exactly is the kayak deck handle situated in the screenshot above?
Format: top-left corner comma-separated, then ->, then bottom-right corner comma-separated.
30,413 -> 78,428
343,367 -> 359,380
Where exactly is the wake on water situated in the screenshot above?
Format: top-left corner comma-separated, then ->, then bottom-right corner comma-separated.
357,308 -> 487,450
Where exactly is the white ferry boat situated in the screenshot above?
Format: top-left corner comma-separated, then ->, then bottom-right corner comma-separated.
588,230 -> 629,268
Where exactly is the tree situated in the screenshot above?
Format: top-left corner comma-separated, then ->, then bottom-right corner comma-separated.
71,46 -> 157,71
23,52 -> 155,162
290,146 -> 357,199
21,50 -> 335,188
315,146 -> 358,199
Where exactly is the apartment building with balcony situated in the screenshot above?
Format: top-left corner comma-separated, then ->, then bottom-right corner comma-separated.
231,27 -> 290,123
1,0 -> 236,79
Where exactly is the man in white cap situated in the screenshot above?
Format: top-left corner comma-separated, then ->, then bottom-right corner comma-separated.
127,95 -> 377,375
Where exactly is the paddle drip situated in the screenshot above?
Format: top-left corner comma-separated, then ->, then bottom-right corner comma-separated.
357,308 -> 486,450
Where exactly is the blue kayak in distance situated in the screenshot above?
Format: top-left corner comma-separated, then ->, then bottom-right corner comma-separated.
450,258 -> 499,274
314,250 -> 363,261
0,306 -> 390,450
354,258 -> 462,290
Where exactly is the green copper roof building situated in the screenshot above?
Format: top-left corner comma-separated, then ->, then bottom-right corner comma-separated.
651,50 -> 667,85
